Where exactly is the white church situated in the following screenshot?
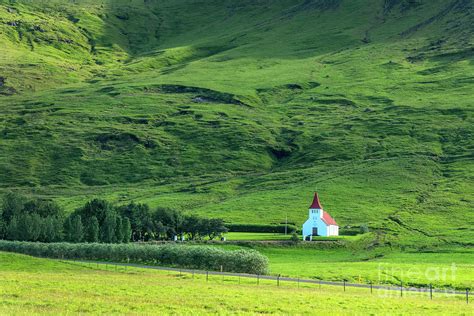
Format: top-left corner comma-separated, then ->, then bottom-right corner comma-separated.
302,192 -> 339,240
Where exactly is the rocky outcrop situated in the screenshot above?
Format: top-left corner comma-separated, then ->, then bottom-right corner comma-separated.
0,77 -> 16,95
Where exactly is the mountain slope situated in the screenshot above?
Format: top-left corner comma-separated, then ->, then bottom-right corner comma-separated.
0,0 -> 473,246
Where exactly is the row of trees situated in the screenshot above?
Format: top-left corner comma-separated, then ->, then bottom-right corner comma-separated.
6,214 -> 63,242
0,193 -> 228,243
0,193 -> 63,242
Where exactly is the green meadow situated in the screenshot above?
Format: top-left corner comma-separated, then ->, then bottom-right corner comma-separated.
225,232 -> 292,241
1,252 -> 472,315
211,241 -> 473,289
260,246 -> 474,289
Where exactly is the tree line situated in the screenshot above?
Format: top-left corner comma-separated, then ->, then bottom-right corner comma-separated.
0,193 -> 228,243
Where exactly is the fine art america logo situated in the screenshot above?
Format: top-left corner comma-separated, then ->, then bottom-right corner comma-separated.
377,263 -> 458,297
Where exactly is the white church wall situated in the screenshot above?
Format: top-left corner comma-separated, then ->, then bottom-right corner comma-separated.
302,207 -> 339,238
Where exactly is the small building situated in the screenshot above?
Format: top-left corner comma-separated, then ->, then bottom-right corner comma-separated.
302,192 -> 339,240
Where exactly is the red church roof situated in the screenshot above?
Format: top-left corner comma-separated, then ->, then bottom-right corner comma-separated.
321,210 -> 338,226
309,192 -> 323,209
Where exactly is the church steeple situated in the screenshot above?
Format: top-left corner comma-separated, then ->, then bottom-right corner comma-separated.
309,192 -> 323,209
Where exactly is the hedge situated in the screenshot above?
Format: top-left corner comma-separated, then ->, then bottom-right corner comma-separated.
0,240 -> 269,275
227,224 -> 298,234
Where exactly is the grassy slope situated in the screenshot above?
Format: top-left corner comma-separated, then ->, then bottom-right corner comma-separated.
0,0 -> 473,247
1,252 -> 472,314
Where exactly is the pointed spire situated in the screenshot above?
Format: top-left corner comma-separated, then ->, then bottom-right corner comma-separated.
309,192 -> 323,209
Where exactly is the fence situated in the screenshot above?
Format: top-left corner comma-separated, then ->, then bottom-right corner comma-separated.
63,259 -> 470,304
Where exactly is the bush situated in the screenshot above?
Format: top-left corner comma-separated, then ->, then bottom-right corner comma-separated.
290,231 -> 300,244
227,224 -> 298,234
0,240 -> 269,275
360,224 -> 370,234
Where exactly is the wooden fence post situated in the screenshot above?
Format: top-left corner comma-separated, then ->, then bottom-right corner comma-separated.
277,274 -> 280,287
467,289 -> 469,304
400,281 -> 403,297
206,271 -> 209,282
430,284 -> 433,300
343,280 -> 346,292
370,282 -> 373,294
257,274 -> 260,286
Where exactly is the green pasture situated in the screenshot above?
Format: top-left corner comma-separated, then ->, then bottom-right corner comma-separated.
224,232 -> 291,241
1,252 -> 472,315
213,242 -> 474,289
258,246 -> 474,289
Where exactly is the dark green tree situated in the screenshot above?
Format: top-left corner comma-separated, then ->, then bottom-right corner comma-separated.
115,216 -> 124,243
2,194 -> 65,242
17,214 -> 41,241
84,216 -> 100,242
70,215 -> 84,242
121,217 -> 132,243
64,217 -> 73,241
183,215 -> 203,240
1,192 -> 25,223
100,211 -> 117,243
76,199 -> 113,226
52,216 -> 64,241
154,207 -> 184,239
154,221 -> 167,240
6,215 -> 19,240
119,202 -> 154,241
29,213 -> 42,241
23,199 -> 61,217
206,218 -> 228,240
40,216 -> 62,242
0,213 -> 4,239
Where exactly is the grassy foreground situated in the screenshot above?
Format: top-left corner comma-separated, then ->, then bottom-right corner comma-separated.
1,252 -> 472,315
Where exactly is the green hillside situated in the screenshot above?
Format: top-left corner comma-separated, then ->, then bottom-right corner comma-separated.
0,0 -> 473,246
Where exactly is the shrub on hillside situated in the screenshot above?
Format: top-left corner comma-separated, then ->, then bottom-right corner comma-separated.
290,231 -> 300,244
0,240 -> 269,275
360,224 -> 370,234
227,224 -> 298,234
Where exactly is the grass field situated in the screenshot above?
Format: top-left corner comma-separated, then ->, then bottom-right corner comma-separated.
225,232 -> 292,241
1,252 -> 472,315
224,232 -> 356,241
210,244 -> 474,290
261,247 -> 474,289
